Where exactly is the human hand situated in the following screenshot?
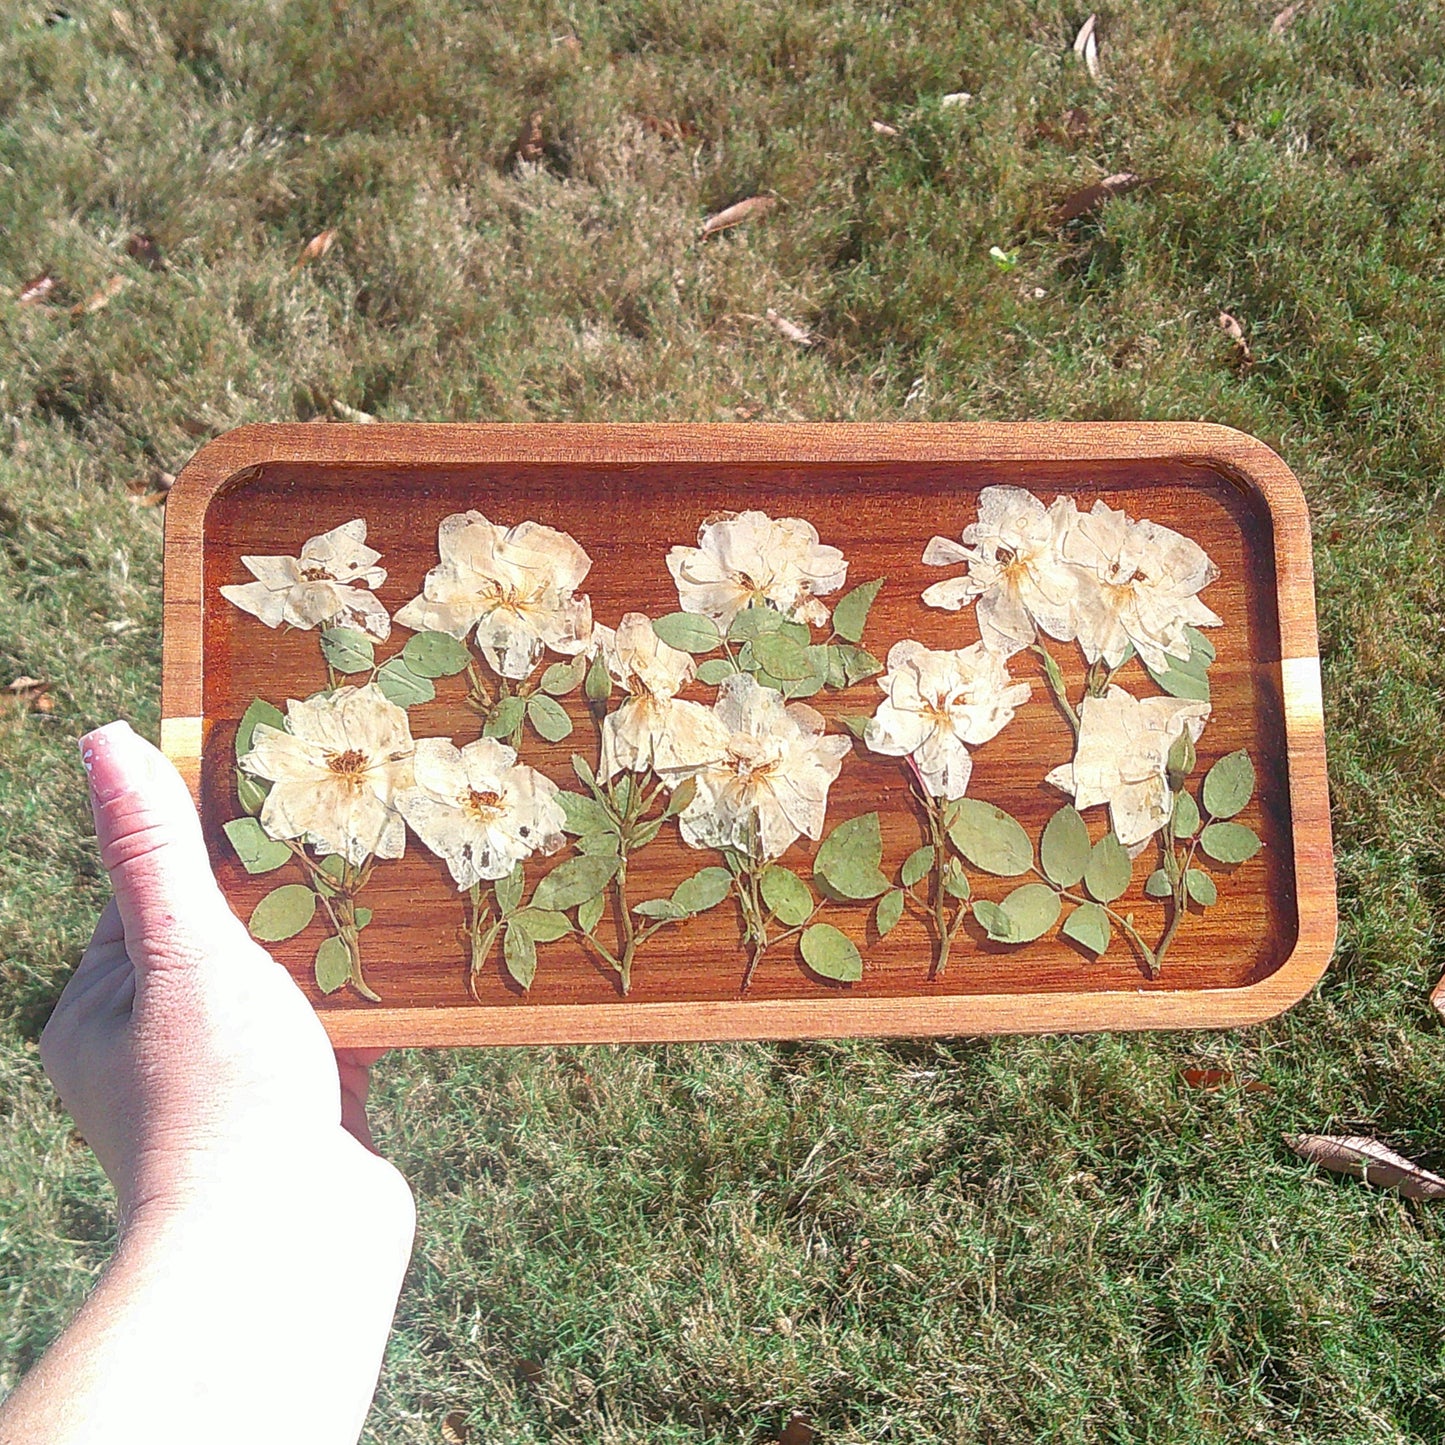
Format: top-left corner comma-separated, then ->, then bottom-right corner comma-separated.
40,720 -> 413,1237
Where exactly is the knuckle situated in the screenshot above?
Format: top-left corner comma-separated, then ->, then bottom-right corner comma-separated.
96,799 -> 191,875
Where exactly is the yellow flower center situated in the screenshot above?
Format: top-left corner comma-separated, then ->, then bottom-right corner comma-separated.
921,698 -> 956,733
301,565 -> 334,582
464,788 -> 506,821
326,748 -> 370,787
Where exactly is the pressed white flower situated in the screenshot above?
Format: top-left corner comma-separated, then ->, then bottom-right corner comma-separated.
1045,685 -> 1211,848
220,519 -> 391,640
664,673 -> 850,860
394,512 -> 593,680
864,640 -> 1031,800
395,736 -> 565,890
921,486 -> 1078,655
595,613 -> 727,781
240,684 -> 415,865
1061,500 -> 1221,671
666,510 -> 847,630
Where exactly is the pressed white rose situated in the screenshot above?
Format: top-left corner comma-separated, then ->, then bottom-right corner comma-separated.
240,683 -> 415,865
1045,684 -> 1211,848
921,486 -> 1078,655
395,736 -> 565,890
220,519 -> 391,640
664,673 -> 850,860
595,613 -> 727,781
666,510 -> 847,630
1061,500 -> 1221,671
394,512 -> 593,680
864,639 -> 1031,800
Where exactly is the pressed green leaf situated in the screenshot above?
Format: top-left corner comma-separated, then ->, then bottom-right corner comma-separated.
1146,661 -> 1210,701
782,661 -> 826,699
540,655 -> 587,696
315,854 -> 346,897
947,798 -> 1033,877
354,907 -> 373,930
1061,900 -> 1111,955
1144,868 -> 1173,899
584,652 -> 612,701
1167,730 -> 1197,781
577,892 -> 606,935
800,923 -> 863,982
901,845 -> 935,888
761,866 -> 813,926
1084,833 -> 1133,904
750,632 -> 814,680
503,923 -> 536,990
1203,750 -> 1255,820
531,853 -> 620,911
824,647 -> 848,689
779,619 -> 812,646
223,816 -> 292,874
837,715 -> 872,741
527,694 -> 574,742
697,657 -> 736,685
236,698 -> 285,761
374,656 -> 436,707
249,883 -> 317,942
494,864 -> 525,915
576,830 -> 620,856
401,630 -> 470,678
663,777 -> 697,817
1173,790 -> 1201,838
571,752 -> 598,790
728,606 -> 787,642
1040,806 -> 1090,888
672,867 -> 733,914
998,882 -> 1061,943
942,859 -> 971,899
510,907 -> 571,943
1186,626 -> 1217,665
558,790 -> 613,838
235,768 -> 269,816
634,897 -> 687,920
830,577 -> 885,644
612,776 -> 637,817
814,813 -> 890,900
320,626 -> 375,674
630,817 -> 664,849
1186,869 -> 1218,906
483,695 -> 526,739
836,645 -> 884,684
1199,822 -> 1263,864
875,889 -> 905,938
972,899 -> 1014,942
652,612 -> 722,654
314,936 -> 350,994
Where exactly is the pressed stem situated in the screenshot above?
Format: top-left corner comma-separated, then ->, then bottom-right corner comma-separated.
1153,834 -> 1199,973
739,866 -> 770,992
333,896 -> 380,1002
1030,641 -> 1080,739
927,800 -> 953,978
615,857 -> 637,996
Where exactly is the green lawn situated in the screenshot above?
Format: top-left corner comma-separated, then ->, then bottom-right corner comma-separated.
3,1 -> 1444,1439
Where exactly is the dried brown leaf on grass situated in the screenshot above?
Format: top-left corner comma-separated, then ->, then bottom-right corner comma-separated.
701,195 -> 777,237
509,110 -> 547,166
293,228 -> 338,270
126,470 -> 175,507
1271,1 -> 1308,36
439,1410 -> 470,1443
1218,311 -> 1254,369
778,1415 -> 815,1445
1181,1067 -> 1271,1093
766,309 -> 815,347
1285,1134 -> 1445,1199
330,399 -> 376,423
70,275 -> 128,316
1430,968 -> 1445,1020
1073,14 -> 1101,81
1055,172 -> 1147,224
125,231 -> 164,270
6,678 -> 53,714
18,273 -> 56,305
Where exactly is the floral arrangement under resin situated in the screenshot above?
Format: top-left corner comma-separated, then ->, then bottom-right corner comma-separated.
219,493 -> 1261,1003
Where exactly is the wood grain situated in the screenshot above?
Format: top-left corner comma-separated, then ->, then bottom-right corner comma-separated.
162,423 -> 1335,1048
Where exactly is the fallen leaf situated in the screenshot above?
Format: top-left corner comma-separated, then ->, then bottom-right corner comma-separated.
1432,968 -> 1445,1020
778,1415 -> 815,1445
330,398 -> 376,423
1218,311 -> 1254,369
177,415 -> 215,438
509,110 -> 547,166
440,1410 -> 469,1444
940,91 -> 972,109
70,275 -> 128,316
701,195 -> 777,237
1285,1134 -> 1445,1199
871,119 -> 899,137
1182,1067 -> 1271,1093
1270,1 -> 1307,35
18,273 -> 56,305
1065,106 -> 1091,139
126,470 -> 175,507
5,677 -> 53,713
514,1358 -> 544,1389
1073,13 -> 1101,81
125,231 -> 164,270
1055,171 -> 1147,224
765,308 -> 814,347
294,228 -> 338,270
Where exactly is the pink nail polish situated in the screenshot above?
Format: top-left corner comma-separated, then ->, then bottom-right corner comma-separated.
79,720 -> 135,803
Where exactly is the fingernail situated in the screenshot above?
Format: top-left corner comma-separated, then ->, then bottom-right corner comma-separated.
79,721 -> 136,804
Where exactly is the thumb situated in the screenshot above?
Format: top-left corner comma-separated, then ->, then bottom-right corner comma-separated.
80,720 -> 241,973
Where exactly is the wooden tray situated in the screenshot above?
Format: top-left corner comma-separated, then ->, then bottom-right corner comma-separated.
162,423 -> 1335,1048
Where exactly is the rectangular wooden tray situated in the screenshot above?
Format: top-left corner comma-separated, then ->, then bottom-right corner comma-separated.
162,423 -> 1334,1048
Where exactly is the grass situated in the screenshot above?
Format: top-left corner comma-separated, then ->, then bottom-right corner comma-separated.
1,0 -> 1444,1438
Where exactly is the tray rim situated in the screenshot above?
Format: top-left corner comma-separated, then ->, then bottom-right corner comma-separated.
162,421 -> 1336,1047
